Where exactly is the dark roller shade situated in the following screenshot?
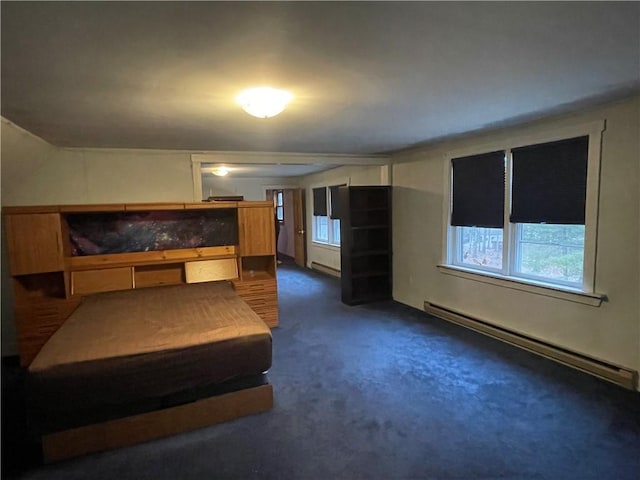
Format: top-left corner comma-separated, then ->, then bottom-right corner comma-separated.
313,187 -> 327,216
329,185 -> 345,219
510,136 -> 588,225
451,151 -> 505,228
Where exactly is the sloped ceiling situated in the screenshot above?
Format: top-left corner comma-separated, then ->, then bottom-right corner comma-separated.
1,1 -> 639,155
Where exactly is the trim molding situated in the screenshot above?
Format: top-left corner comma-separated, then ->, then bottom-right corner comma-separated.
310,261 -> 341,278
437,265 -> 606,306
192,151 -> 390,165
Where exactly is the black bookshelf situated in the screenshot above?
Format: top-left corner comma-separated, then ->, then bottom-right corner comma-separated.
339,186 -> 392,305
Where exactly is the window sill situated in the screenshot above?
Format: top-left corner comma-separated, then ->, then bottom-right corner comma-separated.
311,241 -> 341,251
437,265 -> 606,307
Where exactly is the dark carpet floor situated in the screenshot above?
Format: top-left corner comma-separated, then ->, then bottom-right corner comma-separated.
2,261 -> 639,479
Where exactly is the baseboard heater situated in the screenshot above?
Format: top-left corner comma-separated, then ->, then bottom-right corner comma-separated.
424,301 -> 637,391
310,262 -> 341,278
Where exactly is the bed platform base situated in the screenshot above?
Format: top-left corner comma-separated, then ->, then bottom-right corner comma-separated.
41,383 -> 273,463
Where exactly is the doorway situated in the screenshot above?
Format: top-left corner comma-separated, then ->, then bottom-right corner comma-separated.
266,188 -> 306,267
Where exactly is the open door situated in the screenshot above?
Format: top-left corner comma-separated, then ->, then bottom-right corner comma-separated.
292,188 -> 307,267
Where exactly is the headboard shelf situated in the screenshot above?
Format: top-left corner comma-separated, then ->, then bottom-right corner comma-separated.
240,255 -> 276,279
3,201 -> 243,215
60,204 -> 127,212
67,246 -> 237,271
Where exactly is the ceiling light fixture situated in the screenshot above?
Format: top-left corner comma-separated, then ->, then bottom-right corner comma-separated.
211,167 -> 229,176
236,87 -> 293,119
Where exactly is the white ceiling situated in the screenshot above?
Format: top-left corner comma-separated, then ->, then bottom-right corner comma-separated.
2,1 -> 639,159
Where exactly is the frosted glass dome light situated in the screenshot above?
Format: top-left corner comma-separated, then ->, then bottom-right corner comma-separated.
211,167 -> 229,176
236,87 -> 293,119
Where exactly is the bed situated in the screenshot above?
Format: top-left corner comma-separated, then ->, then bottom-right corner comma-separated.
27,281 -> 273,462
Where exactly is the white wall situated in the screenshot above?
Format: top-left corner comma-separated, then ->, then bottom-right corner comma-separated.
1,122 -> 195,207
392,96 -> 640,378
301,164 -> 390,271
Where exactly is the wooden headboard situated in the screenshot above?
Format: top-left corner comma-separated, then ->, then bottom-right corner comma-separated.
3,201 -> 277,365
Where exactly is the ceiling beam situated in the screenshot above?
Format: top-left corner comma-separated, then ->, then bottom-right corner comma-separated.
191,151 -> 390,166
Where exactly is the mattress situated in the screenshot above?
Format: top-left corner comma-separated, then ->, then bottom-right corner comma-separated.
28,281 -> 272,416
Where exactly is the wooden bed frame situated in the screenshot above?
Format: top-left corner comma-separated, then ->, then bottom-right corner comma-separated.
3,201 -> 278,462
42,384 -> 274,462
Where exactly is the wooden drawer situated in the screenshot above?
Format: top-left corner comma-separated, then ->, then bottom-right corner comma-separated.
235,292 -> 277,306
185,258 -> 238,284
234,289 -> 277,308
242,296 -> 278,310
232,278 -> 277,294
135,264 -> 184,288
71,267 -> 133,295
232,278 -> 278,328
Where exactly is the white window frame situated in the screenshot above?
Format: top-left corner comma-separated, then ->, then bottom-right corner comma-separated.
313,215 -> 329,243
440,120 -> 606,305
274,190 -> 284,223
330,217 -> 341,245
450,225 -> 505,274
312,185 -> 341,247
509,222 -> 587,289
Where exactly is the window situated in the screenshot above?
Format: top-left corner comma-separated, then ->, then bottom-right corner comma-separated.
314,215 -> 329,243
446,123 -> 603,294
312,185 -> 343,246
312,187 -> 328,243
454,226 -> 503,271
273,190 -> 284,222
513,223 -> 585,285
